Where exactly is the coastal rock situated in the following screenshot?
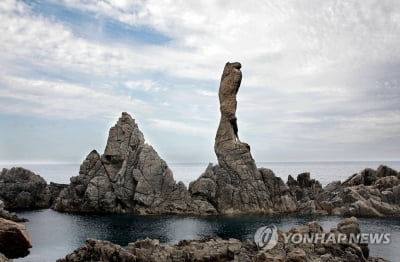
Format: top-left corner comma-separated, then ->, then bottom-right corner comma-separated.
48,62 -> 400,217
57,218 -> 389,262
54,112 -> 205,214
0,218 -> 32,259
300,165 -> 400,216
189,62 -> 297,214
0,200 -> 27,222
0,167 -> 51,209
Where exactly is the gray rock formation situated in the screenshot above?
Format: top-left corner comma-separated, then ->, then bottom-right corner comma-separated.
0,218 -> 32,259
189,62 -> 296,214
57,217 -> 389,262
49,62 -> 400,217
290,165 -> 400,216
53,112 -> 211,214
0,167 -> 52,209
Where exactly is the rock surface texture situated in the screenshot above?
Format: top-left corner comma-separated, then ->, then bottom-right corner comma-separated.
53,112 -> 209,214
51,62 -> 400,217
189,62 -> 296,214
302,165 -> 400,216
57,217 -> 388,262
0,167 -> 52,209
0,218 -> 32,259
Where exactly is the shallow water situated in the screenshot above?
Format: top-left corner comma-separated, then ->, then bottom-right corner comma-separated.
14,209 -> 400,262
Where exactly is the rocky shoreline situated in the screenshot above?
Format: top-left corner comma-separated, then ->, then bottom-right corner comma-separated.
57,217 -> 388,262
0,62 -> 399,261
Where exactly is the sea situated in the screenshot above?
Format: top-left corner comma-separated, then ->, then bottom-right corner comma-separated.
1,161 -> 399,262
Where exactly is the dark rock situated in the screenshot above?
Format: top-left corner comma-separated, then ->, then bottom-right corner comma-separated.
0,200 -> 27,222
57,218 -> 389,262
0,167 -> 51,209
49,182 -> 68,205
0,218 -> 32,259
376,165 -> 398,178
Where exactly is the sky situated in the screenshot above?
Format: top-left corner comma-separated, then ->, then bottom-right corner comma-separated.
0,0 -> 399,163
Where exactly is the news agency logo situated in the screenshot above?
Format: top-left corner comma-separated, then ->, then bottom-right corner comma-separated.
254,224 -> 278,250
254,224 -> 391,250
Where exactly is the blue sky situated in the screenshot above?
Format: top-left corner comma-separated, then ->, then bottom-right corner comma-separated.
0,0 -> 399,163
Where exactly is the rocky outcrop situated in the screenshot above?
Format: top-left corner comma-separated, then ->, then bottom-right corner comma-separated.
0,218 -> 32,259
0,167 -> 52,209
288,165 -> 400,216
53,112 -> 211,214
0,200 -> 27,222
51,62 -> 400,217
189,62 -> 296,214
57,217 -> 388,262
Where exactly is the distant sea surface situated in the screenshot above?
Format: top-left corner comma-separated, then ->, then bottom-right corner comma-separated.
1,161 -> 399,262
2,161 -> 400,186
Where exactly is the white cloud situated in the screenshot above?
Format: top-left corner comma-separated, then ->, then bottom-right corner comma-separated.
124,80 -> 162,92
196,89 -> 215,97
0,75 -> 150,119
0,0 -> 399,161
149,119 -> 214,137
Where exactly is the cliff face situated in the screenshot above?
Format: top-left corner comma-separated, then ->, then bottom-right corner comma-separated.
53,113 -> 215,214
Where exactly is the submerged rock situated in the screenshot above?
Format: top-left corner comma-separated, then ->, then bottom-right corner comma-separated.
0,218 -> 32,259
57,217 -> 389,262
53,112 -> 208,214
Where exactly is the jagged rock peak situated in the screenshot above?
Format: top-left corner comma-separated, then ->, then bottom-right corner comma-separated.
53,112 -> 209,214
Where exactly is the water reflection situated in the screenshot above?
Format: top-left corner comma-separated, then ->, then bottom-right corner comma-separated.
15,209 -> 400,262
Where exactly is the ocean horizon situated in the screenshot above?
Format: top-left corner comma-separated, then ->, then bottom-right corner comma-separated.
2,160 -> 400,187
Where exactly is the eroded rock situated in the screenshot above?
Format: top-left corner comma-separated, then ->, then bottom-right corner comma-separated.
0,218 -> 32,259
189,62 -> 295,214
57,217 -> 389,262
53,112 -> 205,214
0,167 -> 51,209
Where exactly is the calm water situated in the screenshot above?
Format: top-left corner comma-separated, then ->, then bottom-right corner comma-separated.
2,162 -> 400,261
14,209 -> 400,262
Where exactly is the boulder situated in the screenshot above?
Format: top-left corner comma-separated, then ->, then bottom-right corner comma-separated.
0,167 -> 51,209
0,218 -> 32,259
